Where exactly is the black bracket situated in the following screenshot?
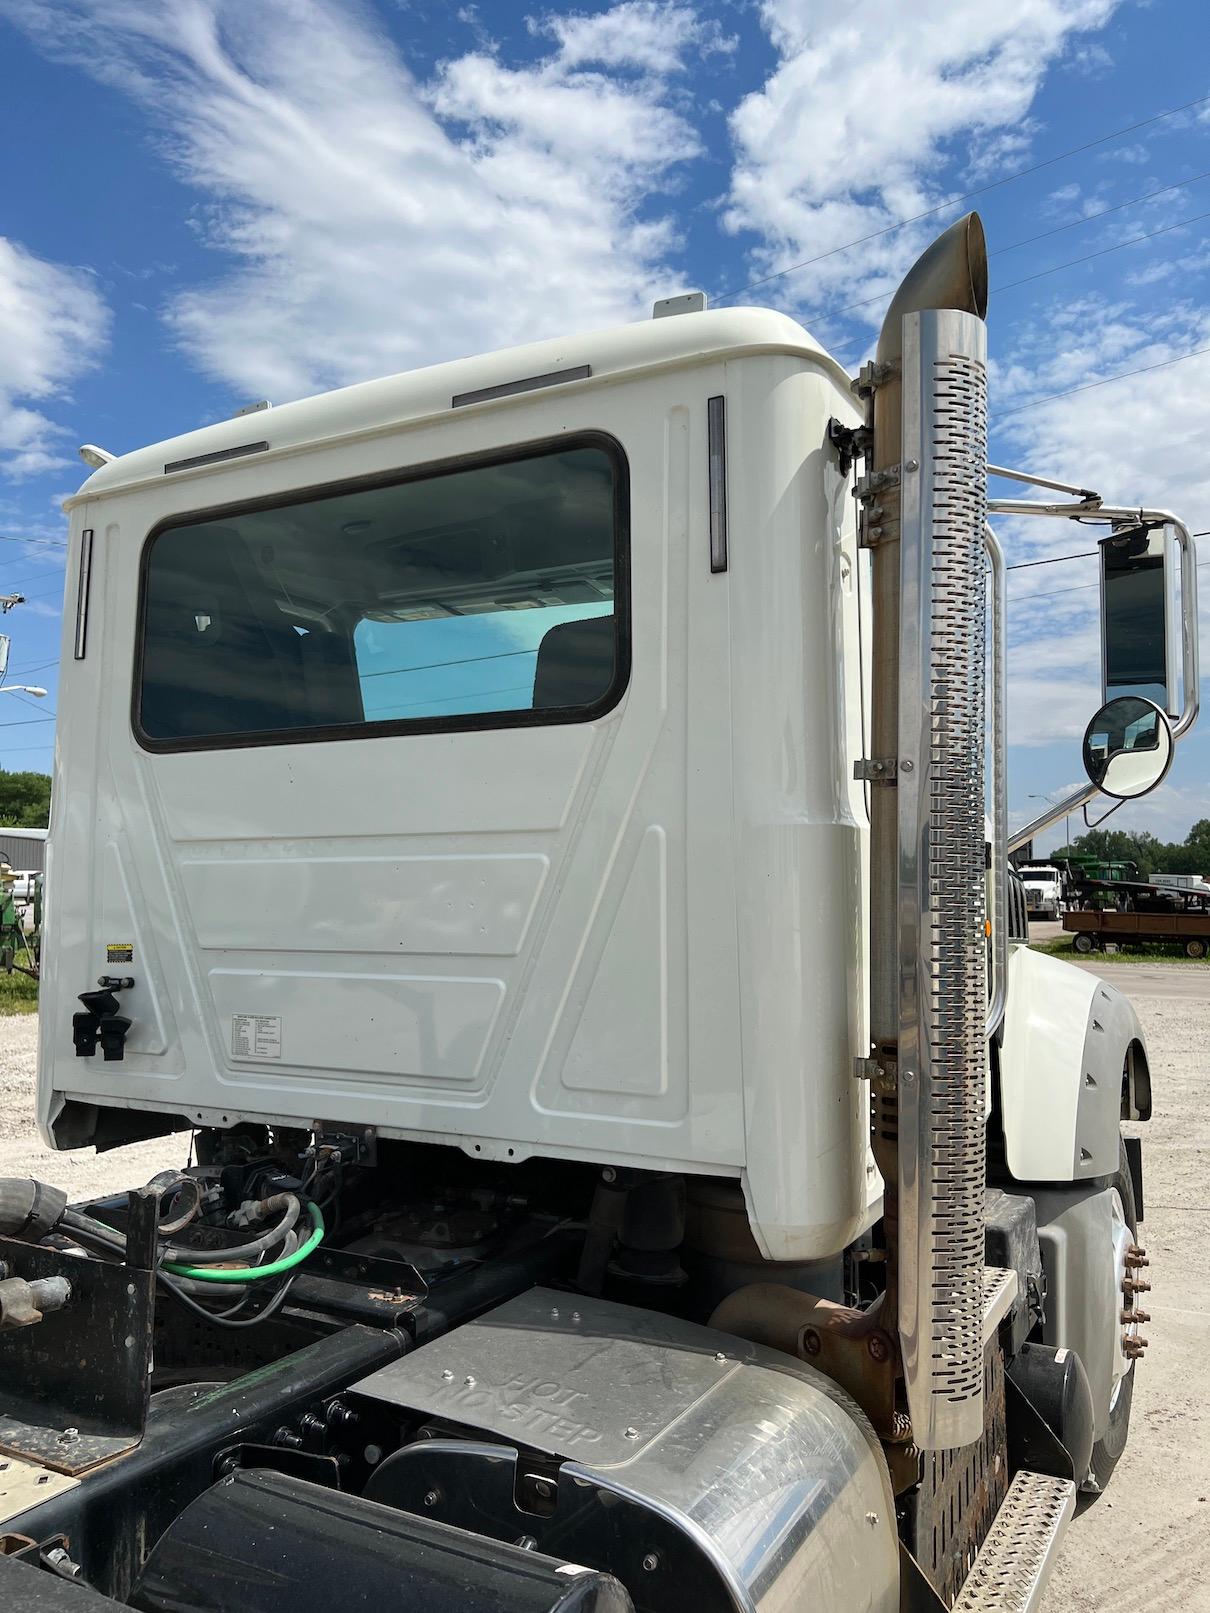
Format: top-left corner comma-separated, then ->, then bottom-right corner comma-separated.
72,977 -> 134,1061
827,416 -> 872,477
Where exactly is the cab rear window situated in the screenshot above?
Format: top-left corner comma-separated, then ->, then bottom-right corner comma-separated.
135,437 -> 628,749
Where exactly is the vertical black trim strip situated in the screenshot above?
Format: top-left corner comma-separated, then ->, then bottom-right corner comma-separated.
74,528 -> 94,660
707,395 -> 728,573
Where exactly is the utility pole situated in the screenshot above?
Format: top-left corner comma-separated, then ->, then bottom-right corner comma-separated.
1029,791 -> 1071,855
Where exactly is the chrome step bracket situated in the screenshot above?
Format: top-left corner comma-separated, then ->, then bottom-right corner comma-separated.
953,1470 -> 1076,1612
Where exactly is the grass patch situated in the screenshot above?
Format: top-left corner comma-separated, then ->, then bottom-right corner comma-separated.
1031,936 -> 1209,966
0,970 -> 39,1013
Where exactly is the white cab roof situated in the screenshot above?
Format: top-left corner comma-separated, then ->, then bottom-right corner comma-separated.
67,307 -> 848,507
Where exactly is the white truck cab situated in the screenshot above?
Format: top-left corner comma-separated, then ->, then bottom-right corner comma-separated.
1,213 -> 1197,1613
1021,863 -> 1064,920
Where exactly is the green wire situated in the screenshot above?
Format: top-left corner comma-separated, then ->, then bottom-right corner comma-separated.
161,1201 -> 325,1283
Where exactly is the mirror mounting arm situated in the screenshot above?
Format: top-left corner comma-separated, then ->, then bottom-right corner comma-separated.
1082,796 -> 1125,832
1001,503 -> 1199,854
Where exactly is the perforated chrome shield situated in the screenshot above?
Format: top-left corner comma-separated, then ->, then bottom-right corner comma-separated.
897,307 -> 989,1451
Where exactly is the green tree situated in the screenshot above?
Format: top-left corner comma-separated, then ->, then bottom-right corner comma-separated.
0,769 -> 51,828
1049,822 -> 1210,879
1051,829 -> 1160,878
1179,819 -> 1210,875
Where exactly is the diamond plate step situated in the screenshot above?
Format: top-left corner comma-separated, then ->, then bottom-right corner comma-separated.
953,1470 -> 1076,1612
981,1265 -> 1017,1345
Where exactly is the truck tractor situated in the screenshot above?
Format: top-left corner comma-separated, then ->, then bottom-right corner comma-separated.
0,212 -> 1199,1613
1019,864 -> 1064,922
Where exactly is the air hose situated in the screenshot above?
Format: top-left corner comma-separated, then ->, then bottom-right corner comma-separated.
161,1202 -> 325,1283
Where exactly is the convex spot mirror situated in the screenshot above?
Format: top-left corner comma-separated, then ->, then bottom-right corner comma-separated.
1082,695 -> 1174,800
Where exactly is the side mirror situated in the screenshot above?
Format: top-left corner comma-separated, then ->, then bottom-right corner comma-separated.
1099,523 -> 1178,715
1082,694 -> 1174,799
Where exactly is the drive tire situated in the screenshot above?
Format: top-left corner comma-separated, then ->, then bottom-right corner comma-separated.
1085,1136 -> 1137,1496
1185,937 -> 1207,959
1073,932 -> 1095,954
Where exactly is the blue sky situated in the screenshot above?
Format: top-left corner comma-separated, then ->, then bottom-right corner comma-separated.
0,0 -> 1208,850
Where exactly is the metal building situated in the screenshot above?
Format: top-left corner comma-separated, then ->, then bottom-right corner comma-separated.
0,826 -> 48,873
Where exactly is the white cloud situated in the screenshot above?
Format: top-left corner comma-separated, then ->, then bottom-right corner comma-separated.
723,0 -> 1120,318
0,238 -> 110,477
529,2 -> 734,74
0,0 -> 705,402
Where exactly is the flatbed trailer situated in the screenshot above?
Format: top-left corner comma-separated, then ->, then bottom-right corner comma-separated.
1065,907 -> 1210,958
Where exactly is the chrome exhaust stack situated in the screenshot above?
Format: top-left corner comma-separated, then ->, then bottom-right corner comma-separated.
864,214 -> 990,1450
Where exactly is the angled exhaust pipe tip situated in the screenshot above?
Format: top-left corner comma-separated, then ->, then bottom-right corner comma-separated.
875,211 -> 988,372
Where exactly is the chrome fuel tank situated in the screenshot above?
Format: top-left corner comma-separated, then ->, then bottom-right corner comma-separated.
352,1288 -> 898,1613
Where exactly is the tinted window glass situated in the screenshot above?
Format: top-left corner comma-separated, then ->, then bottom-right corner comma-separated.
138,442 -> 625,746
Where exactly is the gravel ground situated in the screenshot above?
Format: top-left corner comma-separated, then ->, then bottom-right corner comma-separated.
1041,976 -> 1210,1613
0,1014 -> 186,1194
1,966 -> 1206,1605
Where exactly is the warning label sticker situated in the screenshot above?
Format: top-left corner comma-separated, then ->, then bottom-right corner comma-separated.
106,943 -> 134,964
231,1014 -> 282,1060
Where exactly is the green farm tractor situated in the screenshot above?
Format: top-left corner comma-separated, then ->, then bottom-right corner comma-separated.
0,860 -> 41,979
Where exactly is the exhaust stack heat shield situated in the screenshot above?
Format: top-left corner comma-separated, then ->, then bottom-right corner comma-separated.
897,306 -> 989,1451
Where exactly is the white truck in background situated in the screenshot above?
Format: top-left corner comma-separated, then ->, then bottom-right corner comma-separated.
1020,863 -> 1065,920
0,212 -> 1200,1613
1150,871 -> 1210,898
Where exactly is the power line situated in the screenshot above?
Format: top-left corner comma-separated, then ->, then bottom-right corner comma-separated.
995,342 -> 1210,420
0,716 -> 56,729
994,170 -> 1210,256
995,208 -> 1210,296
822,206 -> 1210,336
1006,551 -> 1096,571
8,658 -> 60,676
1010,555 -> 1209,604
1004,530 -> 1209,571
3,566 -> 65,592
0,534 -> 66,549
714,90 -> 1210,302
10,693 -> 55,718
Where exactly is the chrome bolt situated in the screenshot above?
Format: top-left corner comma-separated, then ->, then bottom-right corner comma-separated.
642,1553 -> 660,1572
43,1548 -> 79,1578
441,1368 -> 454,1381
866,1512 -> 879,1527
423,1488 -> 441,1508
571,1311 -> 582,1322
464,1375 -> 476,1387
624,1426 -> 640,1440
550,1308 -> 560,1319
714,1352 -> 727,1363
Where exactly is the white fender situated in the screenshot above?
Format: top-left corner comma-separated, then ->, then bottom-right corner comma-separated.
998,946 -> 1149,1183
